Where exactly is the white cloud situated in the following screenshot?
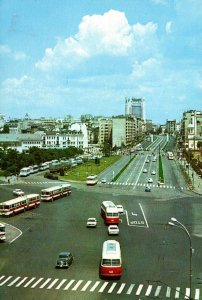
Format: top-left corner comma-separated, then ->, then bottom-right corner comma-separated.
0,45 -> 11,55
132,58 -> 161,78
197,79 -> 202,89
165,21 -> 172,34
36,10 -> 158,72
2,75 -> 29,90
0,44 -> 27,60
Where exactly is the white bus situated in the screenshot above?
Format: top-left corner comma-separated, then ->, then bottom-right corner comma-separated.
41,184 -> 71,202
0,194 -> 40,217
19,167 -> 31,177
86,175 -> 98,186
0,223 -> 6,241
39,163 -> 49,171
100,240 -> 122,278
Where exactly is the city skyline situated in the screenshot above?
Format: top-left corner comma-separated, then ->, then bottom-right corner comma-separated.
0,0 -> 201,123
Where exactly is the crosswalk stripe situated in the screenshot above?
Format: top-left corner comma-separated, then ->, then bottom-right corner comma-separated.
166,286 -> 171,297
145,284 -> 152,296
90,281 -> 100,292
15,277 -> 28,287
47,278 -> 59,289
98,281 -> 109,293
55,279 -> 67,289
31,278 -> 44,288
108,282 -> 117,293
175,287 -> 180,298
136,284 -> 143,295
72,280 -> 83,291
8,277 -> 21,286
0,276 -> 12,286
63,279 -> 75,290
154,285 -> 162,296
185,287 -> 190,299
195,288 -> 200,300
81,280 -> 92,291
39,278 -> 51,289
0,276 -> 5,281
126,283 -> 135,295
117,283 -> 126,294
24,277 -> 36,287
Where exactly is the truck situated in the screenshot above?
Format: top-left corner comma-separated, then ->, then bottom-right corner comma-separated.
0,223 -> 6,241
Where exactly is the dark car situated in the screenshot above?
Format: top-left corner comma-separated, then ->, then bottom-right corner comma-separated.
55,251 -> 73,268
145,186 -> 151,192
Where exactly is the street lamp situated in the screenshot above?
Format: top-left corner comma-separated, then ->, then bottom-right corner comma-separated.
168,217 -> 194,300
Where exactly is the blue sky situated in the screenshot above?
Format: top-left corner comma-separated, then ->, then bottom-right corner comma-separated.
0,0 -> 201,124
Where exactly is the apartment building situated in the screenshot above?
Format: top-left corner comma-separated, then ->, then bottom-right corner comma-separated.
181,110 -> 202,149
98,118 -> 112,146
112,116 -> 137,148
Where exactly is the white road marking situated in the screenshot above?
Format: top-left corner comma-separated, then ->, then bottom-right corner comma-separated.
72,280 -> 83,291
108,282 -> 117,293
154,285 -> 162,296
175,287 -> 180,298
24,277 -> 36,287
55,279 -> 67,289
39,278 -> 51,289
98,281 -> 109,293
7,277 -> 21,286
0,276 -> 12,286
63,279 -> 75,290
166,286 -> 171,297
81,280 -> 92,291
47,278 -> 59,289
117,283 -> 126,294
126,283 -> 135,295
195,289 -> 200,300
136,284 -> 143,295
15,277 -> 28,287
139,203 -> 149,228
145,284 -> 152,296
90,281 -> 100,292
185,287 -> 190,299
31,278 -> 44,288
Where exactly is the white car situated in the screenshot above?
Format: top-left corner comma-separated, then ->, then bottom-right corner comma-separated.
146,159 -> 150,163
143,169 -> 148,173
148,178 -> 153,183
86,218 -> 97,228
13,189 -> 24,196
101,178 -> 107,183
151,170 -> 156,175
108,225 -> 119,235
116,205 -> 124,214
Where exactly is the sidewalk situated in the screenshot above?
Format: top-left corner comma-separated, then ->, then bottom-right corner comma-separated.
178,158 -> 202,195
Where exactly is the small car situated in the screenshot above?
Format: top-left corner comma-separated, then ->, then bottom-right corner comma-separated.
151,170 -> 156,175
13,189 -> 24,196
101,178 -> 107,183
143,169 -> 148,173
108,225 -> 119,235
148,178 -> 153,183
145,159 -> 150,163
116,205 -> 124,214
86,217 -> 97,228
55,252 -> 73,268
145,186 -> 151,192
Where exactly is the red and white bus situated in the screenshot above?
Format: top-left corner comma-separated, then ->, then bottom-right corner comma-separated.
0,194 -> 40,217
41,184 -> 71,202
101,201 -> 119,225
100,240 -> 122,278
86,175 -> 98,186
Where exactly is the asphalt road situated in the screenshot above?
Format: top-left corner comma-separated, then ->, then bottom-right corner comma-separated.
0,138 -> 202,300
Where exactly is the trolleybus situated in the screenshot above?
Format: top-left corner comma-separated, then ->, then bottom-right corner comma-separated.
0,223 -> 6,241
100,240 -> 122,278
19,167 -> 31,177
86,175 -> 98,186
0,194 -> 40,217
41,184 -> 71,202
101,201 -> 119,225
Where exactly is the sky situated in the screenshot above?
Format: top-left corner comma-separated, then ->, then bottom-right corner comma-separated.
0,0 -> 201,124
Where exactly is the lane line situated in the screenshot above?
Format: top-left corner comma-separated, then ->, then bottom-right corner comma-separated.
139,203 -> 149,228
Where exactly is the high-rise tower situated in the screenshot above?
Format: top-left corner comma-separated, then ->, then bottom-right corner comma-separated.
125,98 -> 145,120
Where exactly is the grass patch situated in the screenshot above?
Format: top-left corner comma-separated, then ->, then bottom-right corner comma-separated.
60,156 -> 121,182
158,154 -> 164,183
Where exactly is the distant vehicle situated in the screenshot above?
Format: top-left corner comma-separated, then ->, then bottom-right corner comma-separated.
101,201 -> 119,225
152,157 -> 157,162
151,170 -> 156,175
101,178 -> 107,184
86,175 -> 98,186
116,205 -> 124,214
13,189 -> 24,196
0,194 -> 40,217
86,217 -> 97,228
145,186 -> 151,192
0,223 -> 6,241
19,167 -> 31,177
145,159 -> 150,163
32,165 -> 39,173
100,240 -> 122,278
148,178 -> 153,183
143,169 -> 148,173
39,162 -> 49,171
108,225 -> 119,235
55,252 -> 73,269
41,184 -> 71,202
167,152 -> 174,160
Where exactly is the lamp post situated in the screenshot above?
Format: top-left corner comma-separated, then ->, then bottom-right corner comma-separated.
168,217 -> 194,300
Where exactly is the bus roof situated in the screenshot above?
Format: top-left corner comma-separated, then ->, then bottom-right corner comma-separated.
106,206 -> 118,213
41,184 -> 71,193
0,194 -> 39,206
102,240 -> 121,259
102,201 -> 116,208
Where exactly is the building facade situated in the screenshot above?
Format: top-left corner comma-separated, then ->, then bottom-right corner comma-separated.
181,110 -> 202,149
112,116 -> 137,148
125,97 -> 145,120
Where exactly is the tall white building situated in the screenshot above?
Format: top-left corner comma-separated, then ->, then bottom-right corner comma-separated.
125,98 -> 145,120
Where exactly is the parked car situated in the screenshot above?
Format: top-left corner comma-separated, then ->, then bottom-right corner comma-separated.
108,225 -> 119,235
148,178 -> 153,183
143,169 -> 148,173
55,252 -> 73,268
13,189 -> 24,196
151,170 -> 156,175
146,159 -> 150,163
145,186 -> 151,192
86,217 -> 97,228
101,178 -> 107,183
116,205 -> 124,214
